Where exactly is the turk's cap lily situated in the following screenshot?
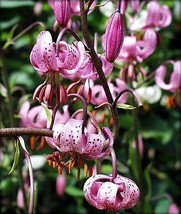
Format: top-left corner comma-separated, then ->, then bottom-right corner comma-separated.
103,11 -> 124,62
83,174 -> 140,210
53,118 -> 113,159
30,31 -> 59,74
54,0 -> 71,27
130,1 -> 172,30
155,61 -> 181,93
90,78 -> 127,105
19,101 -> 47,128
118,29 -> 157,63
78,55 -> 113,80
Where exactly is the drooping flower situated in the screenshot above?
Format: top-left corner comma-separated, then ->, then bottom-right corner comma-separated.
118,29 -> 157,63
130,1 -> 172,31
53,118 -> 113,159
90,78 -> 128,106
47,118 -> 113,175
83,174 -> 140,211
19,101 -> 47,128
155,61 -> 181,93
30,31 -> 59,74
103,10 -> 124,62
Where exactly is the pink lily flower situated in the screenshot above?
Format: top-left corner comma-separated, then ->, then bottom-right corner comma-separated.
57,41 -> 87,76
130,1 -> 172,30
30,31 -> 59,74
53,118 -> 113,160
83,174 -> 140,210
118,29 -> 157,63
78,55 -> 113,80
90,78 -> 128,106
155,61 -> 181,93
19,101 -> 47,128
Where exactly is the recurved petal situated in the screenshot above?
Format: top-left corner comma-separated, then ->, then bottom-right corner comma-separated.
136,29 -> 157,60
58,119 -> 83,153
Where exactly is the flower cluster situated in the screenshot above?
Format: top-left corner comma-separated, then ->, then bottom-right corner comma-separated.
16,0 -> 180,212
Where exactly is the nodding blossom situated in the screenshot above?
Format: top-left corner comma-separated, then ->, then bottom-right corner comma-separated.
53,118 -> 113,159
130,1 -> 172,31
155,61 -> 181,93
46,118 -> 113,175
83,174 -> 140,211
19,101 -> 47,128
30,31 -> 59,74
90,78 -> 128,106
118,29 -> 157,63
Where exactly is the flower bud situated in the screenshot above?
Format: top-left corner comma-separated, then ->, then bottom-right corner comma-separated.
104,11 -> 124,62
54,0 -> 71,27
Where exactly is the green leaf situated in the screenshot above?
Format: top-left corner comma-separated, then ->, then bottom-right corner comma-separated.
140,114 -> 172,144
154,198 -> 170,214
8,140 -> 20,174
116,103 -> 136,110
0,1 -> 34,8
41,102 -> 52,128
18,136 -> 29,154
65,186 -> 83,197
0,17 -> 20,31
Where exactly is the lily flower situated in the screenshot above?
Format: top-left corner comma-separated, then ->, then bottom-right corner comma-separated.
30,31 -> 59,74
83,174 -> 140,211
118,29 -> 157,63
155,61 -> 181,93
130,1 -> 172,31
47,118 -> 113,175
90,78 -> 128,106
19,101 -> 47,128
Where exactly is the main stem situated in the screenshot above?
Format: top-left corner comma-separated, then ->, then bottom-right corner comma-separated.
0,128 -> 53,137
79,0 -> 119,137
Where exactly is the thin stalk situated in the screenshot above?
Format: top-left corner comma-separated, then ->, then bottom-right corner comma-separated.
132,107 -> 144,213
79,0 -> 119,137
24,152 -> 34,214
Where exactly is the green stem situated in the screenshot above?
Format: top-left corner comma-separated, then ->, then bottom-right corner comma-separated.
132,107 -> 144,213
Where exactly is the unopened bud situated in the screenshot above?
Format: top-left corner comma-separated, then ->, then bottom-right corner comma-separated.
54,0 -> 71,27
104,11 -> 124,62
